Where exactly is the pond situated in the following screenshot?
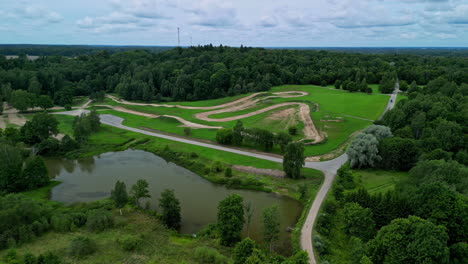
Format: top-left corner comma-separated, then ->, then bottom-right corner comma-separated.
46,149 -> 302,254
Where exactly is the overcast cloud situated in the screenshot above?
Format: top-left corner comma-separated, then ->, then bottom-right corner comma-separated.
0,0 -> 467,46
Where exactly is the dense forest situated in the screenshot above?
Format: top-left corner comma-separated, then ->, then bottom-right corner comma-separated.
317,76 -> 467,263
1,45 -> 467,110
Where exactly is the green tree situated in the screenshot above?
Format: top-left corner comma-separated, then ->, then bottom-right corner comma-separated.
378,137 -> 419,171
232,120 -> 244,146
343,202 -> 375,241
347,133 -> 381,168
110,181 -> 128,215
87,110 -> 100,132
283,142 -> 305,179
20,156 -> 49,191
233,238 -> 255,264
37,95 -> 54,110
217,194 -> 245,246
368,216 -> 449,264
130,179 -> 151,208
21,112 -> 59,144
10,90 -> 35,112
244,202 -> 254,237
159,189 -> 181,230
0,144 -> 24,193
262,205 -> 280,252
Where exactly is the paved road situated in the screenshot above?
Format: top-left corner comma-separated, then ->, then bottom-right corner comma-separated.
56,85 -> 399,264
379,81 -> 400,120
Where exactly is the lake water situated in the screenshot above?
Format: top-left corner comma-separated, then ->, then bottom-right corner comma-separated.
46,149 -> 302,254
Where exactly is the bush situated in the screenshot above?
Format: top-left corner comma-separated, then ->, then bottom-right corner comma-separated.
86,209 -> 114,232
68,236 -> 96,258
211,161 -> 224,173
194,247 -> 230,264
51,214 -> 72,232
224,167 -> 232,177
288,126 -> 297,135
117,235 -> 142,251
64,104 -> 72,111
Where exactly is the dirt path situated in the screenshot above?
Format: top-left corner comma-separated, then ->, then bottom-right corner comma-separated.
96,105 -> 222,129
107,91 -> 323,142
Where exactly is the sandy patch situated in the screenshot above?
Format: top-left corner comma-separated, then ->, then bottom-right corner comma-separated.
8,114 -> 27,126
232,165 -> 285,178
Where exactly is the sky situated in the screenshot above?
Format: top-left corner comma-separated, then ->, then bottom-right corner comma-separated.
0,0 -> 467,47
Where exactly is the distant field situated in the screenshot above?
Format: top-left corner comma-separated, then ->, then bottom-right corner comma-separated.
350,169 -> 409,193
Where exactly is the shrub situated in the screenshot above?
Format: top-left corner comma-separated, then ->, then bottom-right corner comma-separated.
211,161 -> 224,173
117,235 -> 143,251
68,236 -> 96,258
64,104 -> 72,111
51,214 -> 72,232
194,247 -> 230,264
288,126 -> 297,135
224,167 -> 232,177
183,127 -> 191,136
86,209 -> 114,232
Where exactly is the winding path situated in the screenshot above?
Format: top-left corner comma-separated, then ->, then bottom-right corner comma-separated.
107,91 -> 324,143
56,84 -> 398,264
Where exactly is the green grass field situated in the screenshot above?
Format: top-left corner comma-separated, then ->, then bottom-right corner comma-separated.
93,85 -> 389,157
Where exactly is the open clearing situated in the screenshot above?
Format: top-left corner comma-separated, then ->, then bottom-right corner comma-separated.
89,85 -> 388,157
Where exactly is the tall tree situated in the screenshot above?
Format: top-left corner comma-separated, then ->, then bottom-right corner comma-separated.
262,205 -> 280,252
347,133 -> 381,168
368,216 -> 449,264
343,202 -> 375,241
111,181 -> 128,215
283,142 -> 305,179
159,189 -> 181,230
130,179 -> 151,208
217,194 -> 245,246
244,202 -> 254,237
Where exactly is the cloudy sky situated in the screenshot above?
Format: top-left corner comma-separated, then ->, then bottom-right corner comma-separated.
1,0 -> 467,47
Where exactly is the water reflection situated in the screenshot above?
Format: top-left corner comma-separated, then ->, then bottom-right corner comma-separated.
46,150 -> 302,255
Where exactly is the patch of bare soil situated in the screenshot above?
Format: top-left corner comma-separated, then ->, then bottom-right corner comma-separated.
8,114 -> 27,126
232,165 -> 285,178
95,105 -> 222,129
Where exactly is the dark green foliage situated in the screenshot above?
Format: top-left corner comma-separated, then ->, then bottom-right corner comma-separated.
60,135 -> 79,152
159,189 -> 181,230
130,179 -> 151,207
194,247 -> 230,264
378,137 -> 419,171
216,129 -> 233,145
183,127 -> 191,136
217,194 -> 245,246
298,184 -> 308,201
288,126 -> 297,135
224,167 -> 232,177
336,166 -> 355,189
233,238 -> 255,264
0,144 -> 49,193
275,132 -> 292,153
37,95 -> 54,110
449,242 -> 468,264
232,120 -> 244,146
342,203 -> 375,241
68,236 -> 96,258
407,159 -> 468,195
20,156 -> 49,190
116,235 -> 142,251
368,216 -> 449,264
10,90 -> 35,111
262,205 -> 280,252
36,138 -> 60,155
378,72 -> 396,94
0,195 -> 52,249
72,111 -> 101,143
86,209 -> 114,232
419,148 -> 453,161
110,181 -> 128,212
283,142 -> 305,179
21,112 -> 58,144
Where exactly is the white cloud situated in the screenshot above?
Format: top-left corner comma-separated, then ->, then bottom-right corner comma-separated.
186,0 -> 238,28
14,5 -> 64,23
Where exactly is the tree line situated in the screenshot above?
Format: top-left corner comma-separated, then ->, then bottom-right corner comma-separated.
2,45 -> 466,108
